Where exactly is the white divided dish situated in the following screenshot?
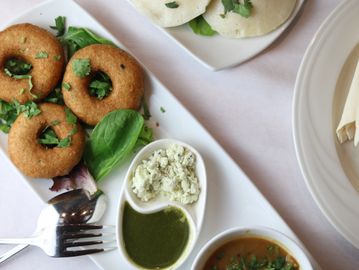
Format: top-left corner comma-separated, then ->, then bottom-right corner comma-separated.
117,139 -> 206,269
293,0 -> 359,249
0,0 -> 320,269
125,0 -> 306,70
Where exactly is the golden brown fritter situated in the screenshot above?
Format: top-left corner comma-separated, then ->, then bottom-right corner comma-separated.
62,44 -> 144,126
0,23 -> 65,103
8,103 -> 85,178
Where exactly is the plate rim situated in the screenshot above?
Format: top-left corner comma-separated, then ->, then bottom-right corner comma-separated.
292,0 -> 359,249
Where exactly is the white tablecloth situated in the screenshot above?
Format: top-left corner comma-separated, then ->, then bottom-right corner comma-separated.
1,0 -> 358,269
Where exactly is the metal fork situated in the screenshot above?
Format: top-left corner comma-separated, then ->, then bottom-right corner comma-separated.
0,224 -> 116,257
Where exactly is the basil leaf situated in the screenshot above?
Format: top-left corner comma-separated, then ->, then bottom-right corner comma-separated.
60,26 -> 115,58
189,16 -> 216,36
135,124 -> 153,148
84,109 -> 145,181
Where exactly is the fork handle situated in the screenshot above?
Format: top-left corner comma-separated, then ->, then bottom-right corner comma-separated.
0,244 -> 28,264
0,238 -> 35,245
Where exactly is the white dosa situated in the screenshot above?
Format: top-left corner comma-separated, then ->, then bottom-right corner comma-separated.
130,0 -> 211,27
204,0 -> 297,38
337,60 -> 359,146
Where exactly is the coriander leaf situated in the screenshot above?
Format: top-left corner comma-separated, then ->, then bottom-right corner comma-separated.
44,87 -> 64,105
222,0 -> 235,14
165,1 -> 179,8
84,109 -> 145,181
50,16 -> 66,37
0,100 -> 17,133
4,66 -> 34,96
221,0 -> 253,18
62,82 -> 71,91
38,128 -> 60,146
72,58 -> 91,77
233,0 -> 253,18
35,51 -> 48,59
160,106 -> 166,113
89,72 -> 112,100
4,59 -> 32,75
58,136 -> 71,148
22,101 -> 41,118
65,107 -> 77,125
53,55 -> 61,61
141,97 -> 151,120
189,16 -> 216,36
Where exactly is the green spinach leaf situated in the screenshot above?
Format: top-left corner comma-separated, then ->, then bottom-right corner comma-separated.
84,110 -> 146,181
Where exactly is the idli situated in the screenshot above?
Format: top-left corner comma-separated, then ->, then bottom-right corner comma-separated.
130,0 -> 211,27
204,0 -> 297,38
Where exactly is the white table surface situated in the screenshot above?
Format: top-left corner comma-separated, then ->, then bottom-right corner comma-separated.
0,0 -> 358,269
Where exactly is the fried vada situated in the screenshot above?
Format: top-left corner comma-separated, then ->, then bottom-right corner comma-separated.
0,23 -> 65,103
62,44 -> 144,126
8,103 -> 85,178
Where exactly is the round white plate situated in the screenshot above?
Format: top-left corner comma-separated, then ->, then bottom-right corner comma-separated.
293,0 -> 359,249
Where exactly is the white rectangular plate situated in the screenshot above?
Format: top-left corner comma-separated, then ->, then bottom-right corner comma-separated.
0,0 -> 319,269
125,0 -> 305,71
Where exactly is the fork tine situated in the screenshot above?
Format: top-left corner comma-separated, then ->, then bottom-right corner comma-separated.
59,224 -> 103,232
63,232 -> 103,239
64,240 -> 103,247
62,246 -> 117,257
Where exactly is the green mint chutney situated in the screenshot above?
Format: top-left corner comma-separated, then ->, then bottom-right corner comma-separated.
122,202 -> 190,269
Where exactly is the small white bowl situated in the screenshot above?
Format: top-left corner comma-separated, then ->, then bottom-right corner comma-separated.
191,226 -> 313,270
117,138 -> 207,270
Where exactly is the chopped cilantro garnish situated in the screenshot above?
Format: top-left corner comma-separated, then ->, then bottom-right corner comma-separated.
141,97 -> 151,120
44,87 -> 64,105
4,69 -> 35,99
50,16 -> 66,37
72,58 -> 91,77
165,1 -> 179,8
89,71 -> 112,100
221,0 -> 253,18
62,82 -> 71,91
160,106 -> 166,113
35,51 -> 48,59
65,107 -> 77,125
53,55 -> 61,61
39,107 -> 77,148
4,59 -> 32,75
